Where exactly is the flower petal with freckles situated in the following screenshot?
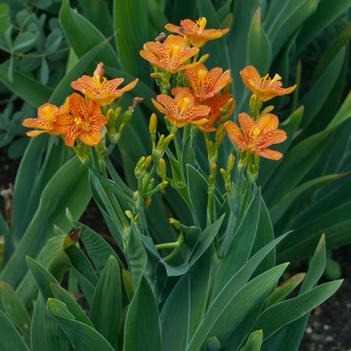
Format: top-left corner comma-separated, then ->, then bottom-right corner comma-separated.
240,65 -> 296,102
79,130 -> 103,146
255,113 -> 279,133
224,121 -> 246,149
258,148 -> 283,160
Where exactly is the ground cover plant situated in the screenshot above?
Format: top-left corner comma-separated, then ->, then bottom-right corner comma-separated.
0,0 -> 351,350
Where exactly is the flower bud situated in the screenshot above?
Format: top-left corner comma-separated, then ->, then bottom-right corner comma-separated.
227,153 -> 235,171
149,113 -> 158,135
169,218 -> 181,230
144,196 -> 152,207
145,155 -> 153,169
157,158 -> 167,178
198,53 -> 209,63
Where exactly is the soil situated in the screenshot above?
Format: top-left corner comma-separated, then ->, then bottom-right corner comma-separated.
0,147 -> 350,350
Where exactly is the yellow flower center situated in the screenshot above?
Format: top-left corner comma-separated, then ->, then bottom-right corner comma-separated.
197,69 -> 207,86
170,45 -> 180,58
251,126 -> 261,139
74,117 -> 90,131
93,75 -> 106,91
178,97 -> 191,115
260,73 -> 281,86
196,17 -> 207,32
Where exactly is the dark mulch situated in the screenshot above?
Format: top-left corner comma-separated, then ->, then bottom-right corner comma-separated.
1,147 -> 351,350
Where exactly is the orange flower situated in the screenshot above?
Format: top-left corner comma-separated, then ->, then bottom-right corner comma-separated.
185,63 -> 231,101
23,102 -> 72,137
140,35 -> 199,73
152,88 -> 210,128
64,93 -> 107,147
165,17 -> 229,47
240,65 -> 296,102
71,63 -> 138,106
199,93 -> 235,132
224,112 -> 287,160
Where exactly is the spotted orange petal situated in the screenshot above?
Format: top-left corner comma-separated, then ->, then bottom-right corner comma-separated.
224,120 -> 246,149
255,113 -> 279,133
258,148 -> 283,160
79,130 -> 103,146
238,112 -> 254,135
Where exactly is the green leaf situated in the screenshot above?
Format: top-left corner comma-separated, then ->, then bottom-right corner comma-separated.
48,298 -> 115,351
213,190 -> 261,296
255,280 -> 342,340
0,65 -> 52,107
59,0 -> 118,67
161,254 -> 212,351
127,224 -> 147,290
251,198 -> 276,275
267,0 -> 320,58
13,32 -> 37,51
0,212 -> 14,261
187,165 -> 208,229
77,0 -> 113,37
262,235 -> 326,350
266,273 -> 306,307
160,271 -> 191,351
248,8 -> 271,73
239,330 -> 263,351
17,234 -> 70,306
26,256 -> 58,300
123,277 -> 162,351
0,282 -> 31,340
80,224 -> 119,274
0,3 -> 11,35
31,295 -> 70,351
313,23 -> 351,81
187,263 -> 288,351
89,256 -> 122,348
270,173 -> 344,224
327,90 -> 351,130
50,284 -> 93,327
190,216 -> 224,265
113,0 -> 150,82
300,48 -> 345,128
147,0 -> 168,34
40,57 -> 49,84
263,128 -> 331,207
0,311 -> 29,351
0,157 -> 90,288
297,0 -> 351,52
65,245 -> 98,305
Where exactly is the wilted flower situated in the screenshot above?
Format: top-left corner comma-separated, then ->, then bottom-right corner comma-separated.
185,63 -> 231,101
165,17 -> 229,47
140,35 -> 199,73
71,63 -> 138,106
64,93 -> 107,147
224,112 -> 287,160
152,87 -> 210,128
240,65 -> 296,102
23,102 -> 72,137
199,93 -> 234,132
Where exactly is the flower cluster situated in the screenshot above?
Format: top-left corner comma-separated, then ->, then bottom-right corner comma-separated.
141,18 -> 296,164
224,65 -> 296,161
23,63 -> 138,148
140,18 -> 233,133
